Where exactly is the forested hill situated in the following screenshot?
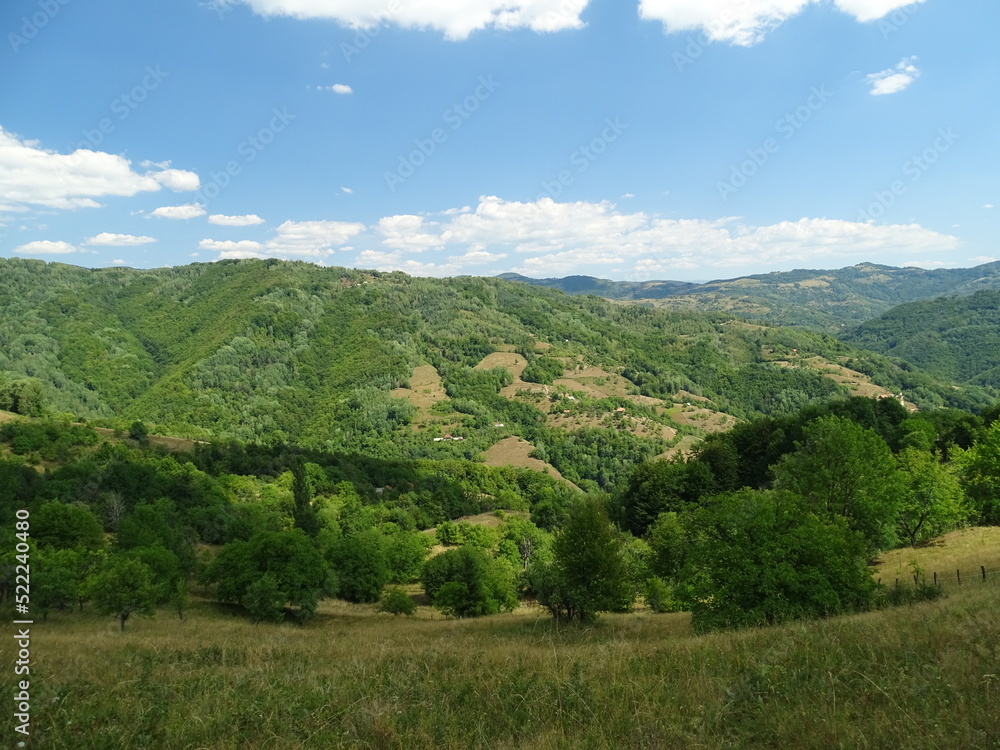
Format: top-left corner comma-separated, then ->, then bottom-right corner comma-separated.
495,272 -> 698,300
0,257 -> 993,491
840,290 -> 1000,387
502,262 -> 1000,331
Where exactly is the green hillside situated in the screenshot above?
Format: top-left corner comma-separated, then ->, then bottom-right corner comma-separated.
840,289 -> 1000,387
496,272 -> 698,299
1,257 -> 995,490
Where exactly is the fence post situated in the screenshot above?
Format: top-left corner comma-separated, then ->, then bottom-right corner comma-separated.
934,571 -> 938,587
984,566 -> 988,582
957,569 -> 961,585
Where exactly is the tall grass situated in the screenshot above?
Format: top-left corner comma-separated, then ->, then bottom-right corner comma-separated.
4,576 -> 999,749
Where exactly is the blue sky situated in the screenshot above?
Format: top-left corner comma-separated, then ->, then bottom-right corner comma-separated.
1,0 -> 996,281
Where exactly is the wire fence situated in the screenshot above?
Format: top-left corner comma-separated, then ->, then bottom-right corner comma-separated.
876,565 -> 1000,589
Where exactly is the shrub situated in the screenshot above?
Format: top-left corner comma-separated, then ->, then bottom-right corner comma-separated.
379,587 -> 417,616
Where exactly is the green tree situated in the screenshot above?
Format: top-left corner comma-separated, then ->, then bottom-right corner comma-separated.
773,415 -> 902,551
203,529 -> 330,622
896,448 -> 969,546
329,529 -> 390,603
128,420 -> 149,444
536,497 -> 628,623
33,502 -> 105,551
421,546 -> 517,617
242,573 -> 286,623
957,420 -> 1000,524
291,458 -> 320,538
685,489 -> 877,633
84,555 -> 158,631
379,586 -> 417,616
34,548 -> 82,619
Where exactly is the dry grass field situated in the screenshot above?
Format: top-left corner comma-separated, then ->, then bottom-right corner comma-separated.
5,571 -> 999,749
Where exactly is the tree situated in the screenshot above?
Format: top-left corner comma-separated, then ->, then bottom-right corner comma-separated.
291,458 -> 320,538
896,448 -> 968,546
536,497 -> 628,623
685,489 -> 877,633
33,502 -> 104,551
957,420 -> 1000,524
128,420 -> 149,444
421,546 -> 517,617
329,529 -> 389,603
203,529 -> 331,622
773,415 -> 902,551
84,555 -> 158,631
34,548 -> 82,619
242,573 -> 285,623
617,458 -> 715,537
379,586 -> 417,616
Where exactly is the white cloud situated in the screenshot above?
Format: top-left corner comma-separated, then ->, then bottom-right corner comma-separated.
0,128 -> 197,211
985,204 -> 995,209
199,239 -> 265,252
341,187 -> 353,194
361,196 -> 959,278
84,232 -> 157,246
229,0 -> 590,40
318,84 -> 353,94
639,0 -> 925,46
971,256 -> 997,265
208,213 -> 265,226
866,56 -> 920,96
150,168 -> 201,191
13,240 -> 79,255
150,203 -> 207,220
210,219 -> 366,261
112,259 -> 127,265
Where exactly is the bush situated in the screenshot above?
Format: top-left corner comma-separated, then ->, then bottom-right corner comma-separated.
644,576 -> 676,613
379,587 -> 417,616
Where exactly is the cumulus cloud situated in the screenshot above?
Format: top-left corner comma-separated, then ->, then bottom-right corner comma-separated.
866,56 -> 920,95
208,213 -> 265,226
13,240 -> 79,255
208,219 -> 366,261
0,128 -> 197,211
318,84 -> 353,94
84,233 -> 157,246
639,0 -> 925,46
359,195 -> 959,278
228,0 -> 590,40
150,203 -> 207,220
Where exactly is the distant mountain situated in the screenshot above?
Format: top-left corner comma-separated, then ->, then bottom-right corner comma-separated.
502,262 -> 1000,331
496,273 -> 698,300
840,289 -> 1000,387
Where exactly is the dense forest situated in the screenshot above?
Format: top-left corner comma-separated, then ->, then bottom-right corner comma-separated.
840,289 -> 1000,387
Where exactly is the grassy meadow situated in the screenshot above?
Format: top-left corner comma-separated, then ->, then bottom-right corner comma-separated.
4,529 -> 1000,750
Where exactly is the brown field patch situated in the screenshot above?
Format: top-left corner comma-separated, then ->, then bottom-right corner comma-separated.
0,409 -> 22,423
391,364 -> 448,411
482,437 -> 581,491
669,406 -> 736,434
475,352 -> 528,378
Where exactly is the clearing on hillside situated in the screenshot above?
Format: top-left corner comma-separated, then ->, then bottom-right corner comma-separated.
390,364 -> 448,411
872,526 -> 1000,585
482,436 -> 581,491
475,352 -> 529,379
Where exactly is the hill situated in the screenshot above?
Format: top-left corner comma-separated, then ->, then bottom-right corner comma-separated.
1,257 -> 994,490
840,289 -> 1000,387
503,262 -> 1000,331
496,272 -> 698,299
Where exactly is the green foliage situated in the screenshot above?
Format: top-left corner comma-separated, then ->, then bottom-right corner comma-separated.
684,490 -> 878,633
84,554 -> 159,631
537,497 -> 629,623
203,529 -> 330,621
0,375 -> 45,416
521,356 -> 566,385
329,529 -> 390,603
617,457 -> 716,536
383,527 -> 432,584
956,420 -> 1000,524
378,586 -> 417,616
895,449 -> 969,546
773,416 -> 903,551
644,576 -> 677,613
129,420 -> 149,443
242,573 -> 286,624
421,546 -> 517,617
32,502 -> 105,551
34,548 -> 83,619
